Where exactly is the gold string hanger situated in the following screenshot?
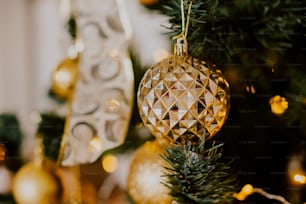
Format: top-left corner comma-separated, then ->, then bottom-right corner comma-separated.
173,0 -> 193,56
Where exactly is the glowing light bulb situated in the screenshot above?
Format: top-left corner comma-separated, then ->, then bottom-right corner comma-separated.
102,154 -> 118,173
233,184 -> 254,201
269,95 -> 288,115
241,184 -> 254,195
233,193 -> 246,201
245,85 -> 256,94
293,174 -> 306,184
0,144 -> 6,162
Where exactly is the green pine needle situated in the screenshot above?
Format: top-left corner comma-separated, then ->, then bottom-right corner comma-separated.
161,138 -> 236,204
161,0 -> 306,62
36,113 -> 65,161
158,0 -> 306,131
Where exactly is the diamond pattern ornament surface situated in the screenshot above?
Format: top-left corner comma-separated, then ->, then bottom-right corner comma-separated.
137,55 -> 230,142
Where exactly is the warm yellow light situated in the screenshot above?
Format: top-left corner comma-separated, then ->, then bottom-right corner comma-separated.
245,85 -> 256,94
293,174 -> 306,184
0,144 -> 6,161
250,85 -> 256,94
102,154 -> 118,173
241,184 -> 254,195
233,193 -> 246,201
269,95 -> 288,115
233,184 -> 254,201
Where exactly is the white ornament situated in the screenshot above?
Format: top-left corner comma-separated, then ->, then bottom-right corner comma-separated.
58,0 -> 134,166
0,166 -> 13,194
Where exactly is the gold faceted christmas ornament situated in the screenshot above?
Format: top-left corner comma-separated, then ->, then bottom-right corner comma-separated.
12,163 -> 59,204
137,40 -> 230,142
51,57 -> 78,99
127,141 -> 171,204
269,95 -> 288,115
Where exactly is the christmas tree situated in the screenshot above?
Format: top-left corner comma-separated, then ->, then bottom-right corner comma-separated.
0,0 -> 306,203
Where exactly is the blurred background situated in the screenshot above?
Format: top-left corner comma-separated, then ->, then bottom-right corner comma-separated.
0,0 -> 306,204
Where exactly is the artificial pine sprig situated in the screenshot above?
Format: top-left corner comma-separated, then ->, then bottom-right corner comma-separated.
160,0 -> 306,131
0,114 -> 23,171
161,0 -> 306,62
161,136 -> 236,204
36,113 -> 65,161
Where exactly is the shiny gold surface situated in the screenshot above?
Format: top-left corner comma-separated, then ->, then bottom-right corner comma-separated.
138,55 -> 230,142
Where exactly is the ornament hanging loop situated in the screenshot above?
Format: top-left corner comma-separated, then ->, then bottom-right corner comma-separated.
173,0 -> 193,56
174,35 -> 188,56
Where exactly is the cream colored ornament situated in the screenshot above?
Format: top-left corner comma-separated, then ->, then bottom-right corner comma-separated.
137,39 -> 230,142
12,163 -> 59,204
58,0 -> 134,165
0,165 -> 13,194
127,141 -> 172,204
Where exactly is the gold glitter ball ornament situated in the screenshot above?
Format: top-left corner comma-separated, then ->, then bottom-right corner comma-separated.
137,50 -> 230,142
51,57 -> 78,99
127,141 -> 171,204
12,163 -> 59,204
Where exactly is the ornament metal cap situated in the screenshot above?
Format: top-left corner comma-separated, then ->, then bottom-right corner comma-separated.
174,37 -> 188,56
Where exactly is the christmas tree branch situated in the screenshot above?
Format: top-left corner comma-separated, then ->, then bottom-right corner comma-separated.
158,0 -> 306,132
161,137 -> 236,204
36,113 -> 65,161
161,0 -> 306,61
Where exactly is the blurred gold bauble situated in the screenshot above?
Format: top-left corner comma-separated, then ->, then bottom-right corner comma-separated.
127,141 -> 171,204
269,95 -> 288,115
51,57 -> 78,98
137,54 -> 230,142
12,163 -> 59,204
